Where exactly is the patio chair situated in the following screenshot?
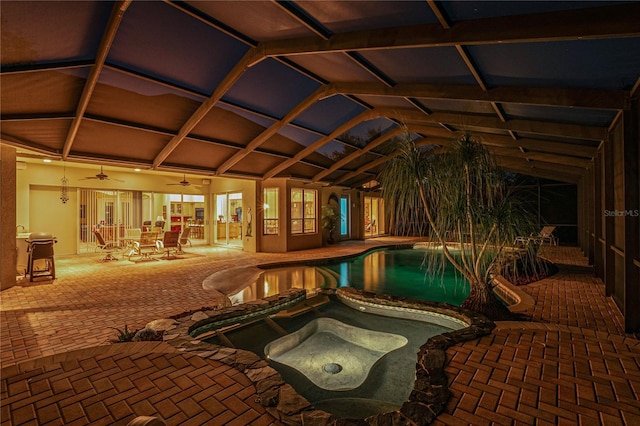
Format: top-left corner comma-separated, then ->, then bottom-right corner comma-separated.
94,230 -> 119,261
365,220 -> 376,233
123,228 -> 142,257
130,231 -> 159,261
539,226 -> 558,245
159,231 -> 180,259
178,227 -> 191,253
515,226 -> 558,246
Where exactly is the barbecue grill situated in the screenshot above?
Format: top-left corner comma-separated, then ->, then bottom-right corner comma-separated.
26,232 -> 57,282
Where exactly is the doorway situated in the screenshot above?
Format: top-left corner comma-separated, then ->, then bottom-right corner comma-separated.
340,195 -> 349,238
215,192 -> 243,247
364,196 -> 385,237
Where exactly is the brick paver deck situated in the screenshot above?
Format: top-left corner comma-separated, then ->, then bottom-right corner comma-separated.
2,240 -> 639,425
435,245 -> 640,426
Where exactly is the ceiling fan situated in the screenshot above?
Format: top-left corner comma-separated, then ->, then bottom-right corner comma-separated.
81,166 -> 124,182
167,175 -> 199,187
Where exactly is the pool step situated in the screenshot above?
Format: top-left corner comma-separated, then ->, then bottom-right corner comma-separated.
215,330 -> 235,348
316,266 -> 340,288
264,317 -> 288,336
272,294 -> 330,318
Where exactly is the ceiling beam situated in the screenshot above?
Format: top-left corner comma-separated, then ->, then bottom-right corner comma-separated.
312,126 -> 403,182
331,137 -> 441,186
258,3 -> 640,56
407,124 -> 597,159
263,110 -> 379,180
164,0 -> 257,46
331,132 -> 588,186
426,0 -> 451,29
487,146 -> 592,169
61,0 -> 131,160
271,0 -> 330,39
455,44 -> 487,91
216,85 -> 333,176
1,134 -> 61,157
0,60 -> 94,75
501,165 -> 581,184
151,47 -> 264,169
496,157 -> 582,183
80,114 -> 333,168
384,108 -> 607,141
330,82 -> 627,110
496,153 -> 586,174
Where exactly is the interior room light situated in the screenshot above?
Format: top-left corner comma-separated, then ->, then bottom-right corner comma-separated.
134,168 -> 141,172
264,203 -> 269,209
43,159 -> 52,163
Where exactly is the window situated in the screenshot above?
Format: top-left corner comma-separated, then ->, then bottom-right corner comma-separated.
263,188 -> 279,235
291,188 -> 316,234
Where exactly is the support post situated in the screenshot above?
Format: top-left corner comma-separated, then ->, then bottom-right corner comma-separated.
603,135 -> 615,298
593,151 -> 604,279
0,145 -> 17,289
623,99 -> 639,333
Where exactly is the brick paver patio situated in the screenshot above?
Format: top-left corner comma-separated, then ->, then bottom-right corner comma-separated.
1,239 -> 639,425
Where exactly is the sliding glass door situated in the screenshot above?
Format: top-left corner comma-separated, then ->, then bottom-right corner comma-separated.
214,192 -> 243,246
79,189 -> 137,253
364,196 -> 385,237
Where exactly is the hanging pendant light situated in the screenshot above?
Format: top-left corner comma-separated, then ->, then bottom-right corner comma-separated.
60,166 -> 69,204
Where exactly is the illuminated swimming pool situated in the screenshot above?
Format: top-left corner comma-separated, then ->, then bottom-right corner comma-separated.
230,247 -> 470,306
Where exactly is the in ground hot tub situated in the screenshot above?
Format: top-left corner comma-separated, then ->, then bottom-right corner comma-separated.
264,317 -> 407,391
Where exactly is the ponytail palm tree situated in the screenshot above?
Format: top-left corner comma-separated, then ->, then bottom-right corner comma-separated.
379,132 -> 538,320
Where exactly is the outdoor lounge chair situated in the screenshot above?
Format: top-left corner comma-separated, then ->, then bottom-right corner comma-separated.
515,226 -> 558,246
539,226 -> 558,245
94,230 -> 119,261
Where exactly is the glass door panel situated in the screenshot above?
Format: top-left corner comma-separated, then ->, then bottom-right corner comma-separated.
228,192 -> 243,247
215,192 -> 243,246
364,196 -> 384,237
340,196 -> 349,237
215,194 -> 228,244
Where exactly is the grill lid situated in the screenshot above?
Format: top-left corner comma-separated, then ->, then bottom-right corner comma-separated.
28,232 -> 56,242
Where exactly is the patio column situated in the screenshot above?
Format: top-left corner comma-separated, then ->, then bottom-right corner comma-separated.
622,98 -> 639,333
593,150 -> 604,280
0,144 -> 17,290
586,168 -> 595,265
602,134 -> 615,298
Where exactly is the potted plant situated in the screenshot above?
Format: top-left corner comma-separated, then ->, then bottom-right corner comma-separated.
322,205 -> 339,244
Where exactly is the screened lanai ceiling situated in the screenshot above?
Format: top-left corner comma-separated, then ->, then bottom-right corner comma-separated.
2,1 -> 640,187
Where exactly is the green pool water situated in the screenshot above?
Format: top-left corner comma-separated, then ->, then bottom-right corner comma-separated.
325,247 -> 470,306
232,247 -> 470,306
